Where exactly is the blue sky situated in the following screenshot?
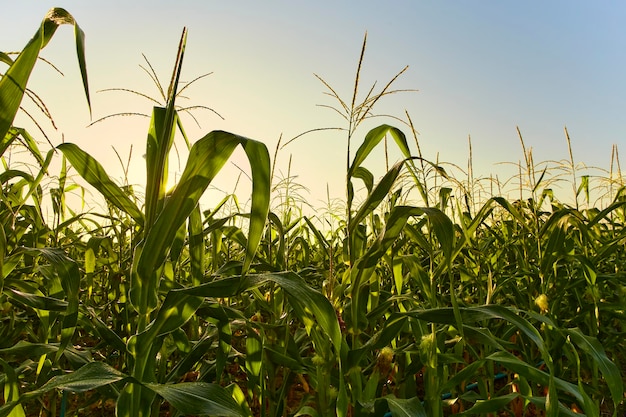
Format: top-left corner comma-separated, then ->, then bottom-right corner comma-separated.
4,2 -> 625,209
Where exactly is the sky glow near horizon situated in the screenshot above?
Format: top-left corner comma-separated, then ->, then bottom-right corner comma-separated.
3,2 -> 626,212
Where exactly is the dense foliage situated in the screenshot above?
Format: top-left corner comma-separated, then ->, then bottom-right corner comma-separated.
1,8 -> 625,417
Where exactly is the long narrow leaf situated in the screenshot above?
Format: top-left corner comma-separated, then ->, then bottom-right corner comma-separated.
146,382 -> 244,417
0,8 -> 89,146
131,130 -> 269,314
57,143 -> 144,226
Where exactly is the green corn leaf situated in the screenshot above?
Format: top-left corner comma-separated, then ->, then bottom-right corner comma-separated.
457,393 -> 519,416
4,127 -> 46,167
294,406 -> 319,417
0,8 -> 89,147
351,166 -> 374,193
57,143 -> 144,226
3,287 -> 67,311
144,28 -> 187,230
264,346 -> 304,371
487,351 -> 581,404
180,272 -> 341,353
0,358 -> 26,417
30,361 -> 127,396
83,309 -> 127,353
360,205 -> 454,268
409,305 -> 550,363
131,130 -> 269,314
437,359 -> 485,396
0,51 -> 13,66
526,397 -> 582,417
587,200 -> 626,228
260,272 -> 342,352
381,395 -> 427,417
144,106 -> 178,229
188,205 -> 204,286
349,159 -> 407,234
492,197 -> 533,234
130,291 -> 203,349
145,382 -> 245,417
165,335 -> 216,384
267,212 -> 286,269
0,225 -> 5,291
566,327 -> 623,406
348,124 -> 411,179
43,249 -> 80,363
17,247 -> 81,363
245,331 -> 263,385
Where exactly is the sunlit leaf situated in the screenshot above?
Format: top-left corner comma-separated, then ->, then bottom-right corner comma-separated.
146,382 -> 245,417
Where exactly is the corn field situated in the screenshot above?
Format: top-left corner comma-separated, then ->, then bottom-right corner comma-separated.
1,9 -> 625,417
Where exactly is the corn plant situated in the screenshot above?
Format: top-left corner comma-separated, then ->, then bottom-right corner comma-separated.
2,9 -> 625,417
1,9 -> 342,417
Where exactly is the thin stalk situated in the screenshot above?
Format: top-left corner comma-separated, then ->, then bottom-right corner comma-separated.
564,126 -> 579,210
467,134 -> 474,215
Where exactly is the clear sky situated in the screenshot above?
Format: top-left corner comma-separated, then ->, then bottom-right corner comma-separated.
3,2 -> 626,212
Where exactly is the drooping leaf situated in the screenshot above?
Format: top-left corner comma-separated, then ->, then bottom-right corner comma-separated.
0,8 -> 89,150
359,205 -> 454,268
381,395 -> 427,417
487,351 -> 581,404
567,327 -> 623,407
57,143 -> 144,226
131,130 -> 270,314
348,125 -> 411,179
180,272 -> 341,352
456,393 -> 519,416
30,362 -> 126,396
3,287 -> 68,311
349,159 -> 408,235
145,382 -> 245,417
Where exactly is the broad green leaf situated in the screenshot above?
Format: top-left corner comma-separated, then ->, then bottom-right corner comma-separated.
57,143 -> 144,226
83,309 -> 127,353
3,287 -> 68,311
407,305 -> 550,363
294,406 -> 320,417
437,359 -> 485,396
0,8 -> 89,149
264,346 -> 304,371
29,362 -> 126,396
128,291 -> 203,356
32,248 -> 80,363
245,331 -> 262,385
0,358 -> 26,417
526,397 -> 582,417
492,197 -> 533,234
180,272 -> 342,352
146,382 -> 245,417
457,393 -> 519,416
349,159 -> 408,234
487,351 -> 582,404
2,127 -> 46,167
351,166 -> 374,193
143,29 -> 186,230
188,205 -> 204,286
144,106 -> 178,229
348,124 -> 411,178
131,130 -> 269,314
0,51 -> 13,66
0,224 -> 5,290
360,205 -> 454,268
382,395 -> 427,417
567,327 -> 623,406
